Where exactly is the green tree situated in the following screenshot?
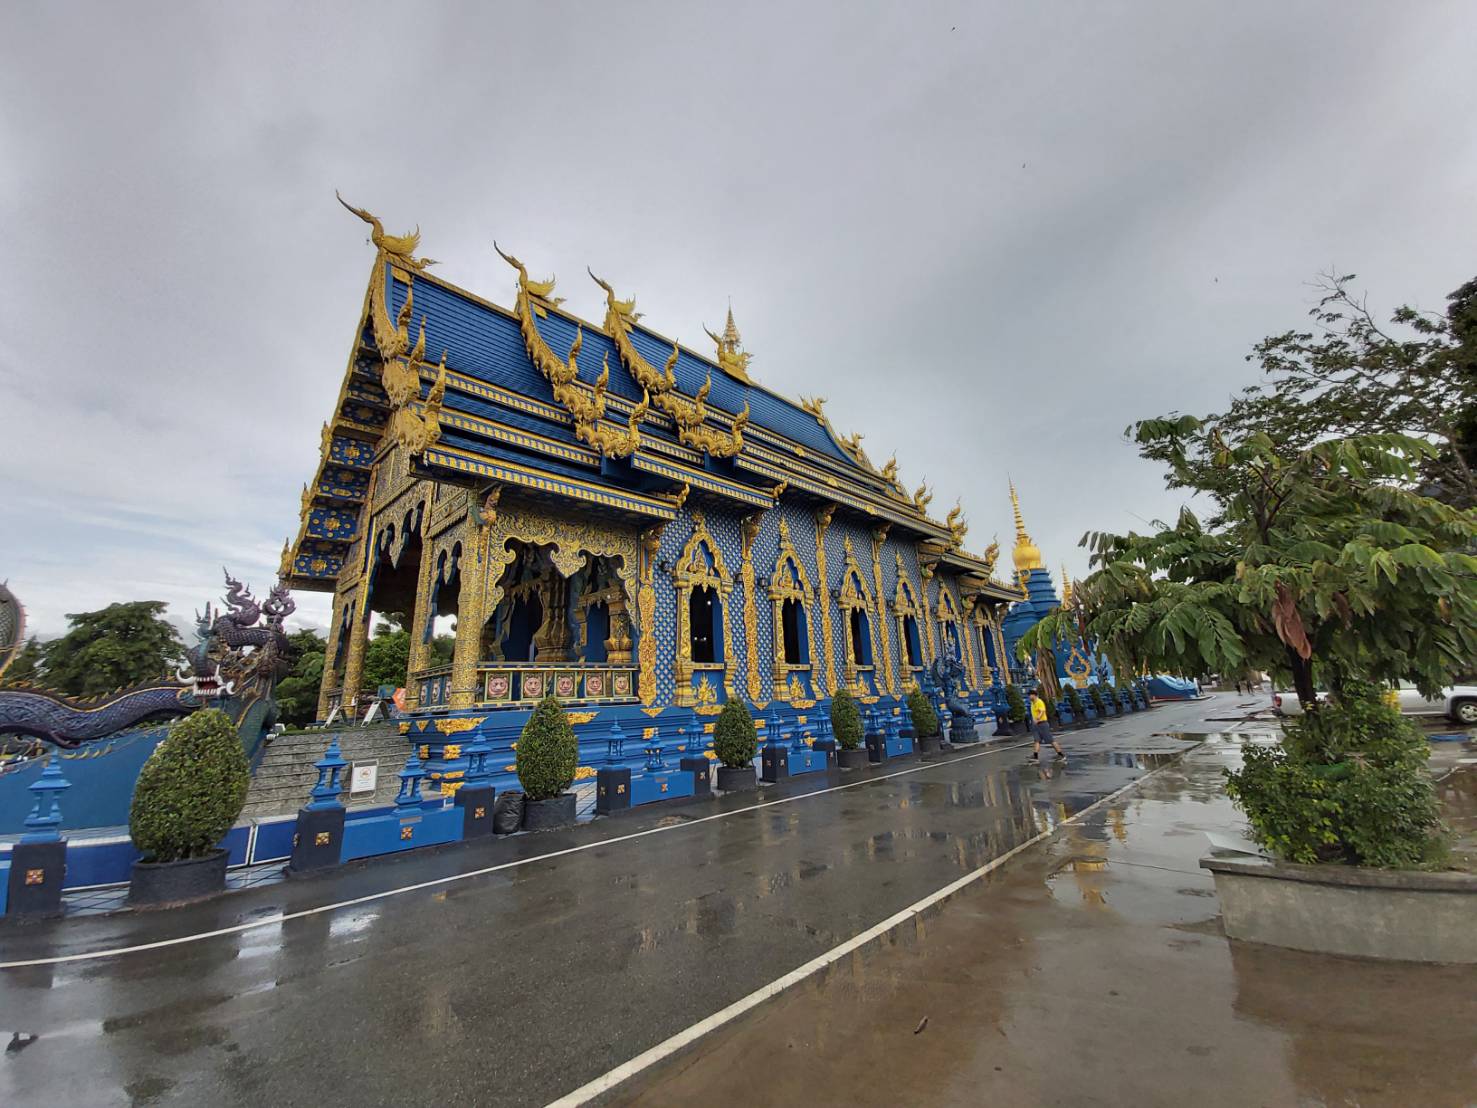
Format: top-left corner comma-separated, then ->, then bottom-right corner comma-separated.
40,601 -> 183,697
2,635 -> 45,685
1027,424 -> 1477,710
363,620 -> 410,691
1226,681 -> 1442,867
273,629 -> 326,727
1145,272 -> 1477,509
1004,683 -> 1027,724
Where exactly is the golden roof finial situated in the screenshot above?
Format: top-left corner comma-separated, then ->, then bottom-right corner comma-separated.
722,301 -> 741,348
1010,480 -> 1044,573
1062,564 -> 1073,606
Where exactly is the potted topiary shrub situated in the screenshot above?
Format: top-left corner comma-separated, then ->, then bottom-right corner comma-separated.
517,694 -> 579,831
1209,682 -> 1474,962
128,708 -> 249,907
1065,685 -> 1086,729
907,687 -> 941,753
1088,683 -> 1108,718
1005,684 -> 1030,735
714,698 -> 759,793
831,687 -> 867,770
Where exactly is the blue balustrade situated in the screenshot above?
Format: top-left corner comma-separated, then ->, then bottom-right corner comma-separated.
21,756 -> 70,843
307,738 -> 349,811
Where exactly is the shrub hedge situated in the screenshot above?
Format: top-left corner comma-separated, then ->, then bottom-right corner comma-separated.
906,686 -> 940,738
830,687 -> 863,750
129,708 -> 249,863
713,698 -> 758,768
516,695 -> 578,801
1005,683 -> 1027,723
1066,685 -> 1085,719
1225,681 -> 1443,867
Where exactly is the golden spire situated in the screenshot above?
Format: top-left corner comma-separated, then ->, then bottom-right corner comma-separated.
1010,481 -> 1044,573
1061,564 -> 1073,607
722,302 -> 741,347
704,303 -> 753,383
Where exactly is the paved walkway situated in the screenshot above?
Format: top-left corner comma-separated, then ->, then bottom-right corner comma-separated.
0,700 -> 1215,1107
614,733 -> 1477,1108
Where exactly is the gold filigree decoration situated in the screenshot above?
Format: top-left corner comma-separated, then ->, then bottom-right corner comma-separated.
768,515 -> 815,699
870,524 -> 895,695
945,501 -> 968,549
880,455 -> 899,485
702,305 -> 754,384
672,508 -> 736,703
740,513 -> 763,703
785,675 -> 816,709
589,271 -> 750,457
434,717 -> 483,735
336,196 -> 447,461
565,711 -> 598,725
799,395 -> 826,422
1065,640 -> 1092,688
497,246 -> 643,459
813,505 -> 837,696
638,524 -> 664,705
912,481 -> 933,513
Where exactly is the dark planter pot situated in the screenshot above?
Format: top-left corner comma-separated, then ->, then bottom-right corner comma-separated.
128,849 -> 228,908
917,734 -> 942,754
1010,720 -> 1031,736
523,792 -> 577,832
716,765 -> 758,793
837,747 -> 870,770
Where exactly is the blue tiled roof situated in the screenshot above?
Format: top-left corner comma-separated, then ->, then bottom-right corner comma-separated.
390,265 -> 860,471
386,268 -> 555,408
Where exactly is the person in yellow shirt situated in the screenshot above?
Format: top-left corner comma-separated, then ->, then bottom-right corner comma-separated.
1029,688 -> 1066,761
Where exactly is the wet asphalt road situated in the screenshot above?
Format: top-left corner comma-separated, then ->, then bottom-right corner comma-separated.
0,700 -> 1223,1107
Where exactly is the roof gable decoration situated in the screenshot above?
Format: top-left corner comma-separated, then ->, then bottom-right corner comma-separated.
703,306 -> 754,384
590,270 -> 749,458
495,244 -> 649,459
336,194 -> 448,459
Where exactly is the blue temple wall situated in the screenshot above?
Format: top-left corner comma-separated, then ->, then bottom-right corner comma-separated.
0,724 -> 170,835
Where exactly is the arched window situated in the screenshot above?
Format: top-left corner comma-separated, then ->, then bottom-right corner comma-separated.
781,598 -> 807,664
902,614 -> 921,667
673,509 -> 734,706
850,607 -> 872,665
893,552 -> 926,676
689,584 -> 721,664
768,516 -> 816,702
837,537 -> 878,693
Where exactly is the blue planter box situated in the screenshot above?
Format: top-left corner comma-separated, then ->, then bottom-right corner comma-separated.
786,747 -> 830,776
883,735 -> 914,759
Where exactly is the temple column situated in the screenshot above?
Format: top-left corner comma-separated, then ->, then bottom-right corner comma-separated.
740,514 -> 762,704
316,589 -> 348,720
870,525 -> 895,696
919,562 -> 938,663
340,594 -> 372,720
813,505 -> 836,697
402,537 -> 439,711
637,526 -> 663,705
449,521 -> 490,709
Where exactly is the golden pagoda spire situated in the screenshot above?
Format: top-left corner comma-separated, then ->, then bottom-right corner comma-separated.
722,301 -> 741,347
1061,564 -> 1073,607
1010,480 -> 1044,574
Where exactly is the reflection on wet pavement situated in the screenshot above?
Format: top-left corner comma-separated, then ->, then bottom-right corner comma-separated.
615,735 -> 1477,1108
14,701 -> 1460,1108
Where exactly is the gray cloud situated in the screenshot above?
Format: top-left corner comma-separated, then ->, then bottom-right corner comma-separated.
3,1 -> 1475,637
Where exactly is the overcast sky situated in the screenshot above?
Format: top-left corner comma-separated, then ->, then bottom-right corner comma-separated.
3,1 -> 1475,641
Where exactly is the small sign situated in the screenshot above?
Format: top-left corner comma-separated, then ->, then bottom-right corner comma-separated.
349,761 -> 378,796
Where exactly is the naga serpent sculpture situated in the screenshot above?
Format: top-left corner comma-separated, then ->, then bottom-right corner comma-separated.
0,570 -> 295,750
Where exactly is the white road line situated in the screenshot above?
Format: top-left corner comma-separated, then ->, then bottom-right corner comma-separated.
543,764 -> 1174,1108
0,741 -> 1034,970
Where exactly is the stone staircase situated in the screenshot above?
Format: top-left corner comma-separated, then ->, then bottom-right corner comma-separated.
242,722 -> 413,819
